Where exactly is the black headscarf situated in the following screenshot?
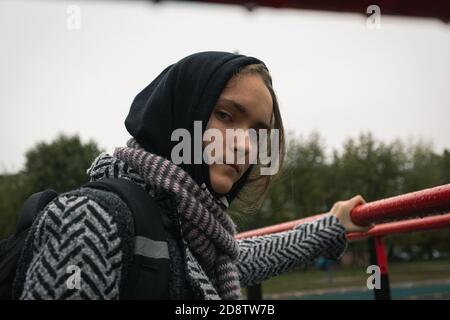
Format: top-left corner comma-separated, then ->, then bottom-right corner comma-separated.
125,51 -> 269,205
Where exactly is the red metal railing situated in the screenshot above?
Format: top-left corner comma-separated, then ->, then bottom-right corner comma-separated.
237,212 -> 450,241
350,184 -> 450,225
236,183 -> 450,240
347,212 -> 450,241
236,183 -> 450,300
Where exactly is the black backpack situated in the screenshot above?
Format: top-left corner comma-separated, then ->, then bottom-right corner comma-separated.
0,178 -> 170,300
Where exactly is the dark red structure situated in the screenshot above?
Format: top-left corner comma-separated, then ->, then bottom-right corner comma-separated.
180,0 -> 450,22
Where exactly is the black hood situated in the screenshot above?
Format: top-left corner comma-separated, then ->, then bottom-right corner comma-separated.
125,51 -> 268,204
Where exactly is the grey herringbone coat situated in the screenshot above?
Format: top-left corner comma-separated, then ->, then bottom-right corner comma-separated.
13,153 -> 348,300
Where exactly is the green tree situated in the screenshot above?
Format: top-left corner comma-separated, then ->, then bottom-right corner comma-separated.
0,134 -> 103,238
329,133 -> 405,202
23,134 -> 103,194
238,132 -> 450,262
439,149 -> 450,185
0,173 -> 28,238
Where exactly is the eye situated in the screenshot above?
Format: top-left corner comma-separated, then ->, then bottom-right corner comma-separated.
215,110 -> 232,122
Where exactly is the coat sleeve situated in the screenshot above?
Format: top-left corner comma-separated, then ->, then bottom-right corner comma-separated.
236,214 -> 347,287
16,194 -> 125,299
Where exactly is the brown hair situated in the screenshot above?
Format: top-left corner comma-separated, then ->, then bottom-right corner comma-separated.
228,63 -> 286,217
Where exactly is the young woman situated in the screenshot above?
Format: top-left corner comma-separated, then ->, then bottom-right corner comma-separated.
14,51 -> 371,300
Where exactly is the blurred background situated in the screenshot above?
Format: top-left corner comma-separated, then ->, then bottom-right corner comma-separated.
1,0 -> 450,299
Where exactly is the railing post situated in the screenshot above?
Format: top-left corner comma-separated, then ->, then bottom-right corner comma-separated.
368,236 -> 391,300
247,284 -> 262,300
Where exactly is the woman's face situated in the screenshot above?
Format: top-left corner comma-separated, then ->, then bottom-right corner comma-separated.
203,73 -> 273,194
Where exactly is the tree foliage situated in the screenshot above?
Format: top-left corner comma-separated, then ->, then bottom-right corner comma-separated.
0,134 -> 103,238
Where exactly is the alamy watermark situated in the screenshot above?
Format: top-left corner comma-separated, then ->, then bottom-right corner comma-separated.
366,264 -> 381,289
66,265 -> 81,290
66,5 -> 81,30
170,121 -> 280,176
366,5 -> 381,29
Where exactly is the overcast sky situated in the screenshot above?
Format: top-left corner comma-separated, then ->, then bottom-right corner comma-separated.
1,0 -> 450,173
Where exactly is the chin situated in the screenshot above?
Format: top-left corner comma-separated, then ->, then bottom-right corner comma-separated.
209,166 -> 234,194
209,173 -> 234,194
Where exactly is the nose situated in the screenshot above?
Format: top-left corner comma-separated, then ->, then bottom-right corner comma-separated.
233,130 -> 254,164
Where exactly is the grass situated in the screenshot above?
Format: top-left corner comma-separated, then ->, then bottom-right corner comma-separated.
242,258 -> 450,298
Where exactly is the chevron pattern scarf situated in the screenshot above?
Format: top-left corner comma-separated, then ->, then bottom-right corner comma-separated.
113,138 -> 242,300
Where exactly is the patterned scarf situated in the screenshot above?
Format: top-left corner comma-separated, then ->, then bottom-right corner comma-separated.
113,138 -> 242,299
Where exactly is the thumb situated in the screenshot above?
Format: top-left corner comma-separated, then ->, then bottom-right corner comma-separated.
348,195 -> 366,209
352,224 -> 374,233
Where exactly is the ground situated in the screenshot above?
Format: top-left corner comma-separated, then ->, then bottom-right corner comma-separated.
243,258 -> 450,300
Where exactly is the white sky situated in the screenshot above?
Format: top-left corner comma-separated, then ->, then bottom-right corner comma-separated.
1,0 -> 450,172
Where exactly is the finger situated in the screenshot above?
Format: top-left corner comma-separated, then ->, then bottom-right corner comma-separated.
365,223 -> 375,231
348,195 -> 366,207
361,223 -> 375,232
353,224 -> 373,233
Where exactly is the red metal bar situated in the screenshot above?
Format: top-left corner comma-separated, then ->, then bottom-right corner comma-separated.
347,212 -> 450,241
369,236 -> 391,300
236,184 -> 450,240
350,184 -> 450,226
236,213 -> 450,241
373,236 -> 389,275
237,212 -> 450,240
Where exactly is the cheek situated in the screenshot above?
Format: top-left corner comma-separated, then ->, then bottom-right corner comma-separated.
208,164 -> 234,194
203,123 -> 228,155
209,163 -> 218,180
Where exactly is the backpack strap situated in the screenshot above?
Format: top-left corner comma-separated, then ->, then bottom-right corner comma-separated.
0,189 -> 58,300
16,189 -> 59,235
82,178 -> 170,300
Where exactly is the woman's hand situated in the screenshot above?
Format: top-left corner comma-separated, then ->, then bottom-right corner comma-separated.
330,195 -> 374,233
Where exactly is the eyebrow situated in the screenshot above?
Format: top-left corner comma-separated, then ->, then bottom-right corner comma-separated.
217,98 -> 271,130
